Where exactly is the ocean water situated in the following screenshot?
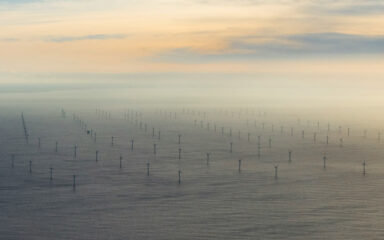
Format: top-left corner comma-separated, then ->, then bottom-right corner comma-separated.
1,83 -> 384,239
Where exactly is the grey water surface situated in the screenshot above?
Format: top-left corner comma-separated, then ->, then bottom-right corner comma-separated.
1,82 -> 384,239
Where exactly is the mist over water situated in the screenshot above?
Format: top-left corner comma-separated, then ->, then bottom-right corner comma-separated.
2,0 -> 384,237
1,79 -> 384,239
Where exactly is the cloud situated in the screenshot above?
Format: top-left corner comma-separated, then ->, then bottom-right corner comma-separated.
47,34 -> 127,43
327,4 -> 384,15
0,37 -> 19,42
301,0 -> 384,16
0,0 -> 42,3
234,33 -> 384,55
152,33 -> 384,62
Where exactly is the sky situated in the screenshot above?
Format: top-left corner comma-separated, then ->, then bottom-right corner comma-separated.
0,0 -> 383,83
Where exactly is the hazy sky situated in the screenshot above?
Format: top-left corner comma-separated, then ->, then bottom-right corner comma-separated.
0,0 -> 383,82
